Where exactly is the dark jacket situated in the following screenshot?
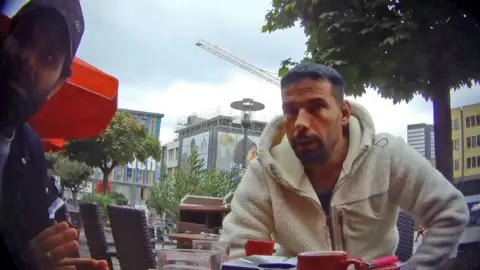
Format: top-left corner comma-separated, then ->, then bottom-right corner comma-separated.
0,124 -> 52,270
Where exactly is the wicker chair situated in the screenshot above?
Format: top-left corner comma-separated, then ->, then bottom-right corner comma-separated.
395,211 -> 415,262
107,205 -> 156,270
79,203 -> 116,270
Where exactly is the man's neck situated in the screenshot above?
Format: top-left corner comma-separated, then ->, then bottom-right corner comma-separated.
304,136 -> 349,191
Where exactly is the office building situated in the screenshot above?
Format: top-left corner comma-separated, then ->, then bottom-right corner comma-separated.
92,109 -> 164,207
452,103 -> 480,182
161,139 -> 180,177
176,114 -> 267,171
409,103 -> 480,183
407,123 -> 435,160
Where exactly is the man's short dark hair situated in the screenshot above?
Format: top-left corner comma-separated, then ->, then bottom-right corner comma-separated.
280,63 -> 345,102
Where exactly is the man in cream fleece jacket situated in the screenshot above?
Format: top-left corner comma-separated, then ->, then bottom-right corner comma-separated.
219,63 -> 469,269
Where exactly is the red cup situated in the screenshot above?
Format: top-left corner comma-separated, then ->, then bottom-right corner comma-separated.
298,251 -> 368,270
244,239 -> 275,256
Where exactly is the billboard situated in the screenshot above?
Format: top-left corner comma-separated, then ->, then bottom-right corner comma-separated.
181,131 -> 210,170
216,131 -> 260,171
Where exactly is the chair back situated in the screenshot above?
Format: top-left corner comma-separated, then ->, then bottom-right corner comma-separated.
107,205 -> 156,270
79,203 -> 113,269
395,211 -> 415,262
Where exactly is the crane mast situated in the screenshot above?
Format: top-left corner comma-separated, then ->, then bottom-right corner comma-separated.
195,38 -> 280,87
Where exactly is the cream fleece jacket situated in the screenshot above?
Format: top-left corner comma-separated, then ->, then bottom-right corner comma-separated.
219,102 -> 469,270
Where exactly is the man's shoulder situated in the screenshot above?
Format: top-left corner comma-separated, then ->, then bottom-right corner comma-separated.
371,132 -> 409,154
12,124 -> 43,152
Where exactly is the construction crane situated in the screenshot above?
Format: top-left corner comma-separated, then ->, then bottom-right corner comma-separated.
195,38 -> 280,87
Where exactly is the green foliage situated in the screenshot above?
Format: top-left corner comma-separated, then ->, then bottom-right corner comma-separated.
64,112 -> 162,193
110,191 -> 129,206
55,157 -> 94,193
53,156 -> 93,207
262,0 -> 480,180
146,148 -> 240,220
80,193 -> 114,221
80,192 -> 129,222
263,0 -> 480,98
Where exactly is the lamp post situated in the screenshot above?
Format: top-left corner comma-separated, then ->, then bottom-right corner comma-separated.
230,98 -> 265,169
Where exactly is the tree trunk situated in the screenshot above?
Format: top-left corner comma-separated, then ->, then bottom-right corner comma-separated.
72,191 -> 78,208
432,87 -> 453,182
102,170 -> 111,194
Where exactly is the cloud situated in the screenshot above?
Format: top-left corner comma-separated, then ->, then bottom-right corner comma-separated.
76,0 -> 306,88
6,0 -> 477,144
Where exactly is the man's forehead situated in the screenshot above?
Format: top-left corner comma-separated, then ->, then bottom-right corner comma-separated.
282,79 -> 335,100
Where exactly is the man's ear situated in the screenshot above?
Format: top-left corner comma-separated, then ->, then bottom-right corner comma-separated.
340,100 -> 352,127
47,79 -> 66,100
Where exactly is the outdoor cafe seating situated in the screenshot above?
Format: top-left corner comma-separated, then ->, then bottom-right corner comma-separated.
78,199 -> 416,270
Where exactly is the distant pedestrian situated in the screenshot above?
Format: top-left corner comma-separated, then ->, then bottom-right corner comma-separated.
415,224 -> 426,242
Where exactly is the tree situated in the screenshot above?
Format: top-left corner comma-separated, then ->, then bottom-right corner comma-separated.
262,0 -> 480,181
54,157 -> 94,207
64,112 -> 162,193
147,148 -> 240,219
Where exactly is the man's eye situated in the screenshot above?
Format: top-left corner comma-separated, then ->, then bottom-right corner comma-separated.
284,107 -> 298,115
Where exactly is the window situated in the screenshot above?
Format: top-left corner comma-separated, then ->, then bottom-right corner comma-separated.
454,159 -> 460,171
452,119 -> 459,130
478,156 -> 480,166
466,116 -> 471,128
473,157 -> 478,168
467,137 -> 471,148
473,136 -> 478,148
454,139 -> 460,150
477,115 -> 480,126
467,157 -> 472,169
472,116 -> 477,127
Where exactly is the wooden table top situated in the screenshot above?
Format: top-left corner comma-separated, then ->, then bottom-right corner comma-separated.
169,233 -> 220,241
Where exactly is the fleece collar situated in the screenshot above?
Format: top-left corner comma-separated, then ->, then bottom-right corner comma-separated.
256,102 -> 376,199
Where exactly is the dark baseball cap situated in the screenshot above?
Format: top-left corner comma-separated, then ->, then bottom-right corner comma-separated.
12,0 -> 85,77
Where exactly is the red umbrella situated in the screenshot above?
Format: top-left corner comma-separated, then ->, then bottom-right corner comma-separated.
42,138 -> 65,152
28,57 -> 119,139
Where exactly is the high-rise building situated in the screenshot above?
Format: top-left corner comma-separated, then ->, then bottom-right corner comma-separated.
408,103 -> 480,184
407,123 -> 435,160
452,103 -> 480,182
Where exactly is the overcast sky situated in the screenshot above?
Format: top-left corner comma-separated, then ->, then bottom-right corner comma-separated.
7,0 -> 480,142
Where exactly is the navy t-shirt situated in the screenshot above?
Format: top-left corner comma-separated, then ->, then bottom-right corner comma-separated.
316,189 -> 333,216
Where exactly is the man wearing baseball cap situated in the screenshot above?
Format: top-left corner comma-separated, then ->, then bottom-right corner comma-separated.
0,1 -> 108,269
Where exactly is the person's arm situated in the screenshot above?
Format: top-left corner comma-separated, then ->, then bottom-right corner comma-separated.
220,161 -> 275,259
389,136 -> 469,269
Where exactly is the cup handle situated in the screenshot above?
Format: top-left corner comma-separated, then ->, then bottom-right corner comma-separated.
342,258 -> 368,270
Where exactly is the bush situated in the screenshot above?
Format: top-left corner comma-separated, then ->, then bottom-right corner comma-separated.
146,148 -> 240,220
110,191 -> 129,206
80,193 -> 114,222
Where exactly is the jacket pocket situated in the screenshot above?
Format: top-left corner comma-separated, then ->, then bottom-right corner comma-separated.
338,192 -> 398,257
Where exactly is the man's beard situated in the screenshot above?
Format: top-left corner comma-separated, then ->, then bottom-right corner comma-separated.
292,132 -> 331,165
0,47 -> 50,128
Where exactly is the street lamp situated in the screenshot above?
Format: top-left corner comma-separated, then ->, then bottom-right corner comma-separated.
230,98 -> 265,168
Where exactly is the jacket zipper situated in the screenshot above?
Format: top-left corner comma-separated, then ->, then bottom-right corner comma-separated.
339,209 -> 345,250
329,208 -> 345,251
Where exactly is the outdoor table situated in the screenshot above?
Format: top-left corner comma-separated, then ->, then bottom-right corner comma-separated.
169,233 -> 220,249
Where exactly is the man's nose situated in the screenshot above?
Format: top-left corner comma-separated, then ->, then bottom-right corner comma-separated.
295,109 -> 311,131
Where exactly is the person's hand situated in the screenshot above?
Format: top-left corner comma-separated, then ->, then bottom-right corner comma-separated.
56,258 -> 109,270
28,222 -> 108,270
